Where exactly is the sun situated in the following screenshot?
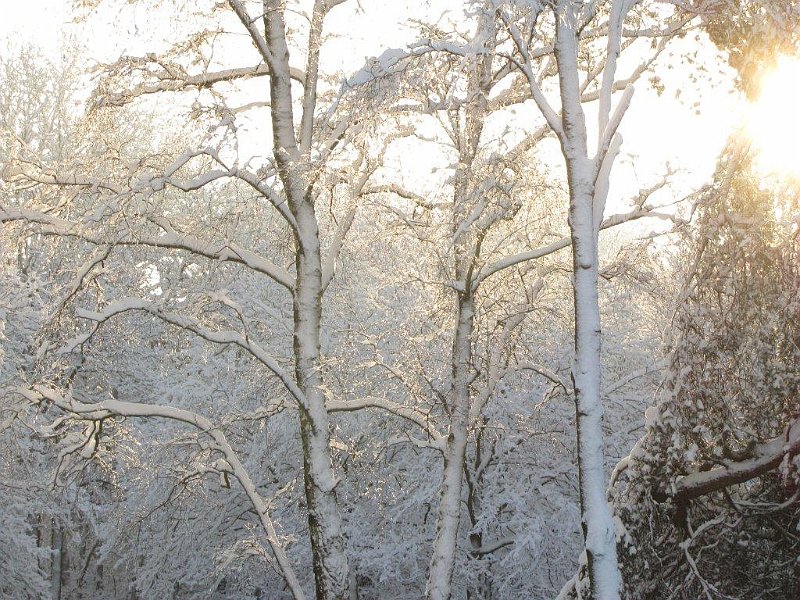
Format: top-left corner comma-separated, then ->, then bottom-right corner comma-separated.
746,56 -> 800,179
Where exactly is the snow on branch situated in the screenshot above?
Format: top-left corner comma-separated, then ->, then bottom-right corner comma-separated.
0,207 -> 295,291
597,0 -> 632,142
18,385 -> 308,600
516,361 -> 572,394
603,359 -> 668,398
672,417 -> 800,503
581,36 -> 668,104
93,62 -> 305,108
346,37 -> 480,89
497,8 -> 565,139
326,396 -> 445,450
474,203 -> 679,289
594,84 -> 633,168
154,147 -> 299,230
227,0 -> 275,68
471,536 -> 515,556
72,299 -> 307,410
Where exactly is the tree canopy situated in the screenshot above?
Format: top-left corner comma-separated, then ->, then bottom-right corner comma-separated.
1,1 -> 799,599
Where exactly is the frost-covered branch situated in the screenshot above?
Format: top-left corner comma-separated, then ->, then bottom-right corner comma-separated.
95,62 -> 306,107
71,299 -> 307,409
475,204 -> 678,288
516,361 -> 572,394
597,0 -> 633,141
227,0 -> 275,67
471,536 -> 515,556
603,359 -> 668,397
0,207 -> 295,291
299,0 -> 328,152
497,8 -> 564,138
326,396 -> 445,450
672,417 -> 800,502
18,385 -> 307,600
322,166 -> 374,291
156,147 -> 299,229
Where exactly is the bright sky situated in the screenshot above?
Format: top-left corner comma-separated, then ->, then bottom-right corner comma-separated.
1,1 -> 72,55
746,56 -> 800,179
0,1 -> 747,214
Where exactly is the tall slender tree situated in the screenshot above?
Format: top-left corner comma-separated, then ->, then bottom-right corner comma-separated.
1,2 -> 400,598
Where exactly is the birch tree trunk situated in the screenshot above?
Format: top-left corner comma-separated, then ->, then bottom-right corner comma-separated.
553,2 -> 625,597
567,175 -> 621,600
426,295 -> 475,600
50,520 -> 63,600
262,3 -> 350,597
294,201 -> 350,599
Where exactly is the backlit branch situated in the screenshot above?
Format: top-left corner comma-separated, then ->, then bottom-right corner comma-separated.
95,63 -> 306,107
327,396 -> 445,450
0,207 -> 295,291
475,201 -> 684,289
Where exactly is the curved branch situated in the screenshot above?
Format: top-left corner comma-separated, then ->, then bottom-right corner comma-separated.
475,205 -> 678,288
227,0 -> 275,67
19,386 -> 307,600
97,63 -> 306,106
0,207 -> 295,292
498,8 -> 564,139
326,396 -> 445,451
71,299 -> 307,410
472,536 -> 515,556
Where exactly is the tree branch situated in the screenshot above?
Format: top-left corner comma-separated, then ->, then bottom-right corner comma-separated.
673,418 -> 800,503
326,396 -> 445,450
96,63 -> 306,106
18,385 -> 307,600
227,0 -> 275,67
498,9 -> 565,139
475,204 -> 677,289
0,207 -> 295,292
71,299 -> 307,409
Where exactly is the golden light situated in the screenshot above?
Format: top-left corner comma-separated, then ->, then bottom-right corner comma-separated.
746,56 -> 800,179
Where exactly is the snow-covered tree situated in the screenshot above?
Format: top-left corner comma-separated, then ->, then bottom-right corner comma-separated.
3,2 -> 797,599
1,2 -> 404,598
612,144 -> 800,599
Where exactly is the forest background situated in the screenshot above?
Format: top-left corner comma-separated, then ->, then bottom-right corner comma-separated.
1,1 -> 799,599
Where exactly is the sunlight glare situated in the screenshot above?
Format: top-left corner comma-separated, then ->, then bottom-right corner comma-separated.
747,56 -> 800,178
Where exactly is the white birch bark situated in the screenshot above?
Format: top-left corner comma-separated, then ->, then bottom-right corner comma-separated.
293,201 -> 350,600
258,2 -> 351,597
551,2 -> 633,597
500,1 -> 626,593
426,296 -> 475,600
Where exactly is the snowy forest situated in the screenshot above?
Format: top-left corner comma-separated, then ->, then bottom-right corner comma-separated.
1,1 -> 799,599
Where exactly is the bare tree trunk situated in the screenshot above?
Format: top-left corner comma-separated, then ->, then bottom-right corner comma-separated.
426,295 -> 475,600
294,201 -> 350,600
467,420 -> 493,600
568,184 -> 620,600
261,2 -> 351,596
554,3 -> 623,596
50,519 -> 63,600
